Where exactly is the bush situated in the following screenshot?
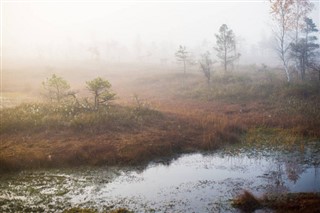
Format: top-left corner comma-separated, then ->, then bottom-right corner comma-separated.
42,74 -> 74,103
232,190 -> 261,212
86,77 -> 116,110
0,101 -> 163,134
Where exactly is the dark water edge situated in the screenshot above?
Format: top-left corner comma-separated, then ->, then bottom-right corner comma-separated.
1,140 -> 319,213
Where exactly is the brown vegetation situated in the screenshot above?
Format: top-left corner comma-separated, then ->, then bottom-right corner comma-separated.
231,190 -> 261,212
0,103 -> 243,172
232,191 -> 320,213
1,66 -> 320,173
63,207 -> 133,213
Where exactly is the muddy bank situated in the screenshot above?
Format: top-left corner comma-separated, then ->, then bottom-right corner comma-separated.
1,140 -> 319,212
232,191 -> 320,213
0,104 -> 244,173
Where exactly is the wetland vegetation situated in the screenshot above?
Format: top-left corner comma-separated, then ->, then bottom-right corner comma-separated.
2,1 -> 320,212
1,66 -> 320,212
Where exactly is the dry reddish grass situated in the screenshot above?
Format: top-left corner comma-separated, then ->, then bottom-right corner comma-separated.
232,191 -> 320,213
1,67 -> 319,173
2,98 -> 317,173
232,190 -> 261,212
271,193 -> 320,213
0,106 -> 246,172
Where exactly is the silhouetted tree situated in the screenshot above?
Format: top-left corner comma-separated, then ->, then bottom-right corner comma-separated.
215,24 -> 240,72
175,45 -> 189,74
292,0 -> 313,45
309,57 -> 320,81
199,51 -> 214,85
290,18 -> 319,80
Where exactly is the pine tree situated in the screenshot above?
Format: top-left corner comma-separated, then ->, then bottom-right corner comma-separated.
290,18 -> 319,80
215,24 -> 240,72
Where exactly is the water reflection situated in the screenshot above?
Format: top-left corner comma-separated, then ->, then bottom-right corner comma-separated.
0,141 -> 319,212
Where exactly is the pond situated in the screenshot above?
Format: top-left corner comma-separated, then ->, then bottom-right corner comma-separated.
1,141 -> 319,212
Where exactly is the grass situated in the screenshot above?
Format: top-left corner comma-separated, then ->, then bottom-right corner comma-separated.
0,100 -> 247,172
63,208 -> 97,213
0,101 -> 162,134
1,65 -> 320,213
231,190 -> 261,212
181,70 -> 320,103
232,191 -> 320,213
1,67 -> 320,173
63,207 -> 133,213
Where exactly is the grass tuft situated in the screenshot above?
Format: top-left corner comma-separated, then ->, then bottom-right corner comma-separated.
63,207 -> 98,213
1,68 -> 319,172
0,102 -> 163,134
232,191 -> 320,213
231,190 -> 261,212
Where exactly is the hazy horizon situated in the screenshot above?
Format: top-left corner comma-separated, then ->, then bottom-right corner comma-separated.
2,1 -> 320,68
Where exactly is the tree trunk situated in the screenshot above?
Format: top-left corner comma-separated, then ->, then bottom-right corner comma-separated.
224,49 -> 227,72
283,60 -> 291,83
301,57 -> 305,81
183,60 -> 186,75
94,92 -> 98,110
56,84 -> 61,102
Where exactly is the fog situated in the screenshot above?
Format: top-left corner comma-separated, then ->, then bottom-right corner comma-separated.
2,1 -> 318,68
2,3 -> 320,210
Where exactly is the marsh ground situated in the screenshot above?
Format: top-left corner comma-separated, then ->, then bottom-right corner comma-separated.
1,63 -> 320,172
1,63 -> 320,212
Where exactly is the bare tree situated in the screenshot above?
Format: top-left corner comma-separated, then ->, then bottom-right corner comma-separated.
269,0 -> 295,82
175,45 -> 189,74
199,51 -> 214,85
215,24 -> 240,72
292,0 -> 313,45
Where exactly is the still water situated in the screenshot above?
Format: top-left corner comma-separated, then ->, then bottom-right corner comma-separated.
1,141 -> 319,212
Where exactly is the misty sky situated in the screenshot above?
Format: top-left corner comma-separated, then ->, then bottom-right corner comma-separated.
2,1 -> 320,64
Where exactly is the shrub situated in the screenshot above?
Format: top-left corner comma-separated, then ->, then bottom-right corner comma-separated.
42,74 -> 75,103
232,190 -> 261,212
86,77 -> 116,110
0,101 -> 163,134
